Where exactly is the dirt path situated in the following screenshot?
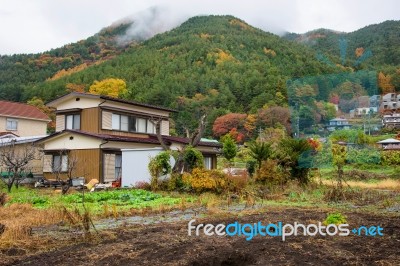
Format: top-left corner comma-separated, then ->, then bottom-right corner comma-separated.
2,208 -> 399,266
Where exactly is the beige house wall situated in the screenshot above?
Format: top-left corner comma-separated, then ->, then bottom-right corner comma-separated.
0,116 -> 47,137
0,143 -> 44,176
56,97 -> 101,110
43,133 -> 102,150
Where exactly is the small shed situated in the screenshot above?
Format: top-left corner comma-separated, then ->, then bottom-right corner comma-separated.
121,148 -> 164,187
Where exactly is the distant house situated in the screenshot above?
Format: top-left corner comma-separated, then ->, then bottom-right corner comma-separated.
326,118 -> 351,131
382,113 -> 400,129
377,138 -> 400,150
380,93 -> 399,112
350,107 -> 377,118
36,92 -> 221,186
370,95 -> 381,108
0,100 -> 50,137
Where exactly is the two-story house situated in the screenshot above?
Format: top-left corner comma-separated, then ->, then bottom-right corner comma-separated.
0,101 -> 49,179
37,92 -> 220,185
0,100 -> 50,137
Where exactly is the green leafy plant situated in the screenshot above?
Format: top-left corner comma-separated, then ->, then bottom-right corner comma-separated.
278,138 -> 312,184
323,212 -> 347,225
183,146 -> 204,172
246,160 -> 257,177
248,141 -> 272,169
148,151 -> 172,190
222,134 -> 237,163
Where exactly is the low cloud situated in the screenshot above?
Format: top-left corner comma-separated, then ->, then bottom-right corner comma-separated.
114,6 -> 190,45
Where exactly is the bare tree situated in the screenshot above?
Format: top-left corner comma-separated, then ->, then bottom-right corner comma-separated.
51,150 -> 79,194
0,140 -> 37,193
151,114 -> 207,174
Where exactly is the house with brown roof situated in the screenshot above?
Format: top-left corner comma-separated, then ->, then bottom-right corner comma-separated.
0,100 -> 50,137
36,92 -> 220,185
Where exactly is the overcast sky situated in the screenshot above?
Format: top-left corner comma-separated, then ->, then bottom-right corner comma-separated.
0,0 -> 399,55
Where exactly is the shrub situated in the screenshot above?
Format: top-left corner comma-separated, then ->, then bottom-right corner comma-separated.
167,173 -> 186,191
134,181 -> 151,190
346,147 -> 381,165
148,151 -> 172,190
182,168 -> 228,193
226,171 -> 249,193
246,160 -> 257,177
323,212 -> 347,225
183,146 -> 204,171
382,150 -> 400,165
256,159 -> 288,186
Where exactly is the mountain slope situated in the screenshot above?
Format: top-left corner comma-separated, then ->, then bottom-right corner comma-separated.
0,22 -> 135,101
284,20 -> 400,67
21,15 -> 339,134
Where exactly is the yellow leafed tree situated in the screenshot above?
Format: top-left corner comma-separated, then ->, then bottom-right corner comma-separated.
89,78 -> 127,97
378,72 -> 395,94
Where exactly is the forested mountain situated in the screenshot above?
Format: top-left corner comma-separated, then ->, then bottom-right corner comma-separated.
0,22 -> 134,101
19,16 -> 339,135
284,20 -> 400,68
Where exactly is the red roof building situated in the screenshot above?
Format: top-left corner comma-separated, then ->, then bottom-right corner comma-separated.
0,100 -> 50,137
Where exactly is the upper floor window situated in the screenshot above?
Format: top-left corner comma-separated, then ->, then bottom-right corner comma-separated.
112,113 -> 155,134
6,118 -> 18,131
66,114 -> 80,130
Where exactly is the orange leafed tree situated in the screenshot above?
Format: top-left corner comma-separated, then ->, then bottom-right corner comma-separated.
89,78 -> 127,98
66,83 -> 86,93
355,47 -> 364,58
378,72 -> 395,94
212,113 -> 247,138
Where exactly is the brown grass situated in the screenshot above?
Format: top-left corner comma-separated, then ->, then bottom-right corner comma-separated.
322,179 -> 400,191
0,204 -> 63,243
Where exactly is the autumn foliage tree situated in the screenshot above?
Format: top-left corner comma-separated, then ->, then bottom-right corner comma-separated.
257,106 -> 291,134
212,113 -> 250,142
355,47 -> 364,58
378,72 -> 395,94
89,78 -> 127,97
27,97 -> 55,133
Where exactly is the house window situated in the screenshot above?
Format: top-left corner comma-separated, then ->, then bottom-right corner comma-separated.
111,113 -> 156,134
52,154 -> 68,172
65,114 -> 80,130
6,118 -> 18,131
103,152 -> 122,182
204,156 -> 212,170
115,154 -> 122,179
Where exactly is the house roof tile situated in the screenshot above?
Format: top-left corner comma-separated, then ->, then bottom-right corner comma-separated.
46,92 -> 177,113
37,130 -> 221,148
0,100 -> 50,121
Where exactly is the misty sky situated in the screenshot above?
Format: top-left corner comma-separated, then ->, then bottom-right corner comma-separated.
0,0 -> 399,55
